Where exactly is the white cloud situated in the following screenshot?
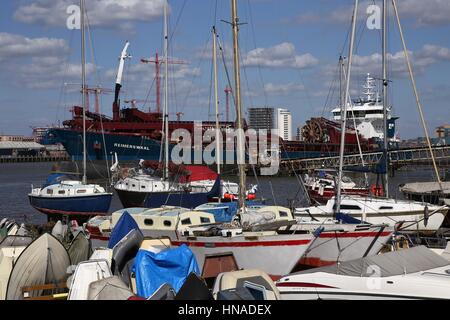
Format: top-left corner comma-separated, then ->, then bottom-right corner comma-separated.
286,0 -> 450,27
264,82 -> 305,95
0,32 -> 69,62
320,44 -> 450,81
395,0 -> 450,26
14,0 -> 167,32
0,32 -> 96,89
242,42 -> 319,69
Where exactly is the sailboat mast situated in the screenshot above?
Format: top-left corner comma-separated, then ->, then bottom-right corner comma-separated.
80,0 -> 87,185
163,2 -> 169,180
336,0 -> 358,214
382,0 -> 389,197
231,0 -> 246,211
212,26 -> 221,178
391,0 -> 443,189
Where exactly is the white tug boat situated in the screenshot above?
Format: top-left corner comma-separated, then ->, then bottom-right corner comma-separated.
331,73 -> 398,142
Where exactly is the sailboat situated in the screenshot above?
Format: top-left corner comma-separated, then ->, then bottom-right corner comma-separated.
110,4 -> 259,210
28,0 -> 112,222
294,0 -> 449,234
169,0 -> 317,278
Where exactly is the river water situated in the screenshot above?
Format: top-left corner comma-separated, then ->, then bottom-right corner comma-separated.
0,162 -> 441,224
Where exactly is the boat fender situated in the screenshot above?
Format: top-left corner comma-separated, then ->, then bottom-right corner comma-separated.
319,185 -> 324,196
224,193 -> 236,200
424,205 -> 429,227
371,184 -> 384,197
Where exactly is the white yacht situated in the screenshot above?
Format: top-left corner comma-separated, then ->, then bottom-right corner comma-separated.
295,195 -> 449,233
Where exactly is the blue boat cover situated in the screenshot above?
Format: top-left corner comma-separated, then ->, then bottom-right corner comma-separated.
108,211 -> 140,249
43,173 -> 75,187
335,212 -> 366,224
132,244 -> 200,298
198,200 -> 263,223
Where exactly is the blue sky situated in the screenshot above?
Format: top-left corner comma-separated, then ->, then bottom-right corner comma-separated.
1,0 -> 450,139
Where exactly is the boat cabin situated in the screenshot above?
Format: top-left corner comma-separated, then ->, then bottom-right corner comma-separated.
30,181 -> 107,197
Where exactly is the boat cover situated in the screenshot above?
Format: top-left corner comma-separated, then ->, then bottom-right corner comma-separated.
295,246 -> 450,278
6,233 -> 70,300
148,283 -> 176,300
88,276 -> 133,300
335,212 -> 365,224
111,229 -> 143,277
68,232 -> 91,266
196,201 -> 262,223
179,165 -> 218,183
43,173 -> 76,187
108,211 -> 139,248
132,244 -> 200,298
442,242 -> 450,262
399,181 -> 450,195
175,272 -> 213,300
0,236 -> 32,248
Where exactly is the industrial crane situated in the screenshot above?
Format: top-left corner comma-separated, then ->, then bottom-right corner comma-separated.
141,52 -> 188,114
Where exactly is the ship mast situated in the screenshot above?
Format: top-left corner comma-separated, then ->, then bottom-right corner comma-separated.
163,2 -> 169,180
80,0 -> 87,185
230,0 -> 246,212
336,0 -> 358,214
382,0 -> 389,197
212,26 -> 222,184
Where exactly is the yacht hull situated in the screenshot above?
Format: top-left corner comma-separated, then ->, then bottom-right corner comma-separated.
28,193 -> 112,221
171,234 -> 314,278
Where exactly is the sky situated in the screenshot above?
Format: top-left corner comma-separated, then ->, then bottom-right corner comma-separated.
1,0 -> 450,139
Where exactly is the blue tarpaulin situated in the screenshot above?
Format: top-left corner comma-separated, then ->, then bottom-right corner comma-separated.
132,244 -> 200,298
43,173 -> 74,187
335,212 -> 366,224
197,201 -> 263,223
108,211 -> 139,249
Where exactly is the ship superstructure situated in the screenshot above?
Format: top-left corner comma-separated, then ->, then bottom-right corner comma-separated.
331,73 -> 398,142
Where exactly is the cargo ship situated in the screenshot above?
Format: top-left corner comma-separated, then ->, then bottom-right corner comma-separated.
43,43 -> 388,175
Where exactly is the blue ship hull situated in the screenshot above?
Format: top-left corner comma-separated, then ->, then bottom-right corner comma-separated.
44,128 -> 328,165
28,193 -> 113,222
116,176 -> 222,209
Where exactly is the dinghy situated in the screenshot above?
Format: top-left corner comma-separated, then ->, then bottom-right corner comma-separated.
6,233 -> 70,300
213,269 -> 281,300
0,236 -> 33,300
68,232 -> 91,266
87,275 -> 134,300
67,260 -> 112,300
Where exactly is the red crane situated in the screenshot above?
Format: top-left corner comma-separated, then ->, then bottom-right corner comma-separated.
84,87 -> 113,114
141,52 -> 188,113
224,86 -> 232,122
